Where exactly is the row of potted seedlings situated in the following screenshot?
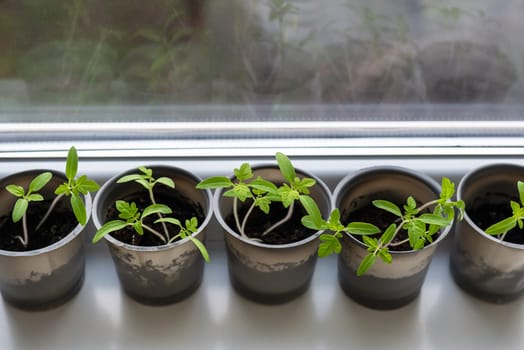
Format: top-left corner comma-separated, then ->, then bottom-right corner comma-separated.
0,147 -> 523,311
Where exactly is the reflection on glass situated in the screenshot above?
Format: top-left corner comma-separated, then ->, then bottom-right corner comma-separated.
0,0 -> 521,106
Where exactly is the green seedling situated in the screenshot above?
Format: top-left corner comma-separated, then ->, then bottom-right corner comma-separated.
93,167 -> 209,262
302,177 -> 464,276
197,152 -> 316,240
5,146 -> 100,247
485,181 -> 524,241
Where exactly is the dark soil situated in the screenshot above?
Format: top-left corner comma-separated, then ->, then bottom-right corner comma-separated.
105,192 -> 204,247
225,200 -> 315,245
0,199 -> 77,252
468,193 -> 524,245
344,200 -> 437,252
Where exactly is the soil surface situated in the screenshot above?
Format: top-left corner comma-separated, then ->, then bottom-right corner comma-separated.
344,201 -> 438,252
0,199 -> 77,252
468,195 -> 524,245
226,200 -> 315,245
105,192 -> 204,246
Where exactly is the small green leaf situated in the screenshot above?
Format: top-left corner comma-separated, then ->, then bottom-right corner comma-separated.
196,176 -> 233,189
117,174 -> 145,184
75,177 -> 100,194
407,196 -> 417,210
346,222 -> 381,235
299,195 -> 323,227
418,214 -> 450,226
279,186 -> 299,207
155,217 -> 182,227
133,221 -> 144,235
27,194 -> 44,201
377,248 -> 392,264
65,146 -> 78,180
186,217 -> 199,232
357,254 -> 377,276
276,152 -> 296,184
5,185 -> 25,197
318,234 -> 342,257
379,223 -> 397,245
255,196 -> 271,214
301,215 -> 324,230
156,177 -> 175,188
229,183 -> 252,201
297,177 -> 316,189
249,177 -> 278,194
485,217 -> 517,235
71,193 -> 86,225
518,181 -> 524,205
373,200 -> 402,217
55,183 -> 70,195
440,177 -> 455,200
142,204 -> 172,218
189,236 -> 210,262
92,220 -> 128,243
29,172 -> 52,192
12,198 -> 28,223
234,163 -> 252,182
362,236 -> 379,250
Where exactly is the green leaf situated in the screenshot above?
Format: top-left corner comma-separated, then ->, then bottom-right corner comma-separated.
418,214 -> 450,226
362,236 -> 379,250
133,221 -> 144,235
29,172 -> 52,192
55,183 -> 71,196
12,198 -> 28,223
196,176 -> 233,189
189,236 -> 210,262
92,220 -> 128,243
65,146 -> 78,180
407,196 -> 417,210
249,177 -> 278,194
276,152 -> 296,184
71,193 -> 86,225
297,177 -> 316,189
234,163 -> 252,182
357,254 -> 377,276
301,215 -> 324,230
186,217 -> 199,232
142,204 -> 172,218
518,181 -> 524,206
156,177 -> 175,188
5,185 -> 25,197
279,186 -> 299,207
318,234 -> 342,257
117,174 -> 145,184
135,179 -> 151,189
485,217 -> 517,235
227,183 -> 252,202
327,208 -> 342,228
379,223 -> 397,245
299,195 -> 323,227
75,177 -> 100,194
346,222 -> 381,235
155,217 -> 182,227
377,248 -> 392,264
373,200 -> 402,217
406,220 -> 426,249
440,177 -> 455,200
27,194 -> 44,201
255,196 -> 271,214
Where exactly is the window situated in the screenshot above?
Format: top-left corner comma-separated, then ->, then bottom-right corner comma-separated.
0,0 -> 522,157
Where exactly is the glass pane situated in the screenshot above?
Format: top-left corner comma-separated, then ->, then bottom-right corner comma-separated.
0,1 -> 522,114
